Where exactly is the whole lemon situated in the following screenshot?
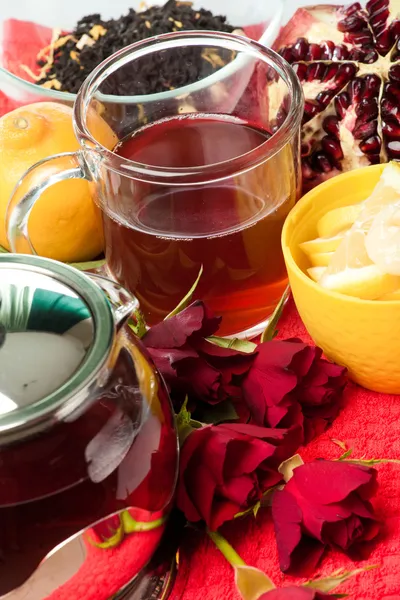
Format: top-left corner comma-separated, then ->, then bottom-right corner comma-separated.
0,102 -> 117,262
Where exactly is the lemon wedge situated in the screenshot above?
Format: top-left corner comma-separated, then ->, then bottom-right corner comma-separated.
299,234 -> 343,257
365,203 -> 400,275
317,204 -> 362,238
307,266 -> 326,282
319,229 -> 400,299
308,252 -> 334,267
320,265 -> 400,300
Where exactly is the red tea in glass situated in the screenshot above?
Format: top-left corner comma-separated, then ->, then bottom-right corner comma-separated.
103,113 -> 295,335
8,32 -> 303,338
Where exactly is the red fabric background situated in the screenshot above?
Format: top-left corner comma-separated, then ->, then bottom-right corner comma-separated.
171,297 -> 400,600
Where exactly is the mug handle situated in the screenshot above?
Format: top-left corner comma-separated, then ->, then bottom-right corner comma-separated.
6,151 -> 90,254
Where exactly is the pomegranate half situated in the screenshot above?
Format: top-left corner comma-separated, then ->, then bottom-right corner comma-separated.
274,0 -> 400,191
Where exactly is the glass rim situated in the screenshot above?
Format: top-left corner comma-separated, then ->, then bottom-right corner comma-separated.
74,30 -> 304,185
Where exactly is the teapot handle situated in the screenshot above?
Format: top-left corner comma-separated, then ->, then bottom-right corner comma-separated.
87,273 -> 139,331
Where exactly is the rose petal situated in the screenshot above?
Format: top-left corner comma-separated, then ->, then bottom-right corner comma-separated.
224,438 -> 276,478
290,461 -> 375,505
271,489 -> 303,572
217,474 -> 256,505
176,357 -> 222,402
143,301 -> 220,349
259,587 -> 328,600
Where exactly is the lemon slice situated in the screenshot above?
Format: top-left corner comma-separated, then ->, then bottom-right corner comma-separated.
320,265 -> 400,300
307,266 -> 326,282
365,203 -> 400,275
308,252 -> 334,267
319,229 -> 400,299
317,204 -> 362,238
299,234 -> 343,257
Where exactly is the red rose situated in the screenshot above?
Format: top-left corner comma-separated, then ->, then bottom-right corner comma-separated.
143,301 -> 255,407
242,340 -> 346,443
177,423 -> 302,530
260,587 -> 335,600
272,460 -> 379,575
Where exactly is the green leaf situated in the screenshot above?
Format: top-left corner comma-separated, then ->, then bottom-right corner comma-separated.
196,400 -> 238,425
165,264 -> 203,319
68,258 -> 106,271
341,458 -> 400,467
339,448 -> 353,460
128,308 -> 148,339
235,501 -> 261,520
260,286 -> 290,343
208,336 -> 256,353
176,397 -> 194,444
305,565 -> 379,593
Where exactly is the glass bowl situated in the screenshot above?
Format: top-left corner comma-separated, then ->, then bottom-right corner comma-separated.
0,0 -> 285,115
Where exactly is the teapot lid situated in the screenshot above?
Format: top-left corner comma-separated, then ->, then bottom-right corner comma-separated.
0,254 -> 114,441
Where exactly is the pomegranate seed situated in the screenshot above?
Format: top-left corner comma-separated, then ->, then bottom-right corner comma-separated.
335,63 -> 358,87
306,63 -> 325,82
384,82 -> 400,102
339,2 -> 362,17
293,63 -> 307,81
333,45 -> 349,60
353,119 -> 378,139
382,118 -> 400,138
360,135 -> 381,154
356,97 -> 379,120
323,64 -> 340,82
375,29 -> 392,55
304,100 -> 322,120
368,153 -> 381,165
338,15 -> 367,33
364,74 -> 382,97
335,92 -> 351,119
389,65 -> 400,83
322,137 -> 344,161
348,48 -> 365,61
386,140 -> 400,159
292,38 -> 309,61
381,97 -> 400,120
350,31 -> 375,47
302,159 -> 315,181
316,91 -> 333,107
348,77 -> 365,102
312,152 -> 333,173
307,44 -> 322,61
362,49 -> 379,63
279,47 -> 293,63
323,115 -> 340,138
320,41 -> 335,60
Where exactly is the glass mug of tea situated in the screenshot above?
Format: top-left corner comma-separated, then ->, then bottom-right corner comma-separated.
7,32 -> 304,337
0,255 -> 178,599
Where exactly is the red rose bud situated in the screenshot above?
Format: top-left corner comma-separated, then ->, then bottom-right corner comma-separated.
259,587 -> 336,599
143,301 -> 255,407
242,339 -> 347,444
177,422 -> 302,531
272,460 -> 379,575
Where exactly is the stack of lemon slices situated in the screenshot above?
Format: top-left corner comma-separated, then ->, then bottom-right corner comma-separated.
300,162 -> 400,300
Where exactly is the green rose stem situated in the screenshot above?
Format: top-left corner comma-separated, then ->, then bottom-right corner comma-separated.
207,530 -> 275,600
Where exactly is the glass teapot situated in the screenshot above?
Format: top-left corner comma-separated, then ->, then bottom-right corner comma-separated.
0,254 -> 179,599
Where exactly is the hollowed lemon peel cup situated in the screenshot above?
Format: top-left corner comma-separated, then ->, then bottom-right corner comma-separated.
282,163 -> 400,394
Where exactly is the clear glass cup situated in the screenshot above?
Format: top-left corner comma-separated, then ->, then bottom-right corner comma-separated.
7,31 -> 304,337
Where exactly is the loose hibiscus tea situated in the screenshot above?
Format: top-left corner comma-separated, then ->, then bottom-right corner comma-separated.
27,0 -> 240,94
102,113 -> 295,336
